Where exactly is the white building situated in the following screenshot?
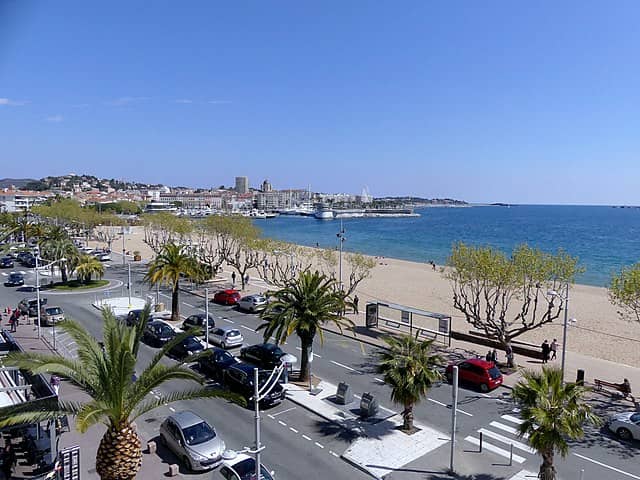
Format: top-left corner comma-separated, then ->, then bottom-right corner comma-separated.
0,189 -> 52,213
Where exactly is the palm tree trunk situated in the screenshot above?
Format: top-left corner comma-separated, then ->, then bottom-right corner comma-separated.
171,282 -> 180,322
539,449 -> 556,480
96,422 -> 142,480
298,337 -> 312,382
402,403 -> 414,431
61,264 -> 68,283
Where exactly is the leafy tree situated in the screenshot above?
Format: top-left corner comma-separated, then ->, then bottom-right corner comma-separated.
258,271 -> 352,382
446,243 -> 582,358
0,306 -> 236,480
377,336 -> 442,431
142,213 -> 193,253
76,254 -> 105,283
512,367 -> 600,480
145,242 -> 203,321
609,262 -> 640,323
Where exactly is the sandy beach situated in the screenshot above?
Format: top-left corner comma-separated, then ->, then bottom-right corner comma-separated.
109,226 -> 640,368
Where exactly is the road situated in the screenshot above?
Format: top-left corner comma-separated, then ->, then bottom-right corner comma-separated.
2,262 -> 639,480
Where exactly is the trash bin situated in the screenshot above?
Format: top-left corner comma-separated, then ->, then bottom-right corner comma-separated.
335,382 -> 353,405
359,392 -> 378,418
576,369 -> 585,386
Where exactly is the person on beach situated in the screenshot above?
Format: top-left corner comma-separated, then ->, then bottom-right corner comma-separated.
353,295 -> 359,314
550,339 -> 558,360
541,340 -> 550,363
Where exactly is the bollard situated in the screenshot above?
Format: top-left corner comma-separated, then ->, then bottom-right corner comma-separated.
509,444 -> 513,466
168,464 -> 179,477
579,469 -> 584,480
479,431 -> 483,452
147,440 -> 156,454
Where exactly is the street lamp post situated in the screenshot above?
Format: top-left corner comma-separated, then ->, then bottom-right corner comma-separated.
35,256 -> 66,349
549,284 -> 575,383
204,288 -> 210,347
251,364 -> 283,479
336,220 -> 346,290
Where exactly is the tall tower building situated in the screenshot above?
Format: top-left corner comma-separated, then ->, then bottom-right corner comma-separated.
235,176 -> 249,194
262,179 -> 272,192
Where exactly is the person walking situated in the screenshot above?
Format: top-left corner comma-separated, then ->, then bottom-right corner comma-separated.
8,311 -> 16,333
1,444 -> 16,480
353,295 -> 359,315
231,271 -> 236,286
505,343 -> 514,368
50,374 -> 61,396
550,338 -> 558,360
491,348 -> 499,364
541,339 -> 550,364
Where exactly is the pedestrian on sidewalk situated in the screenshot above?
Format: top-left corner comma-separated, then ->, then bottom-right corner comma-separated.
50,374 -> 60,396
231,271 -> 236,286
8,312 -> 16,333
550,338 -> 558,360
353,295 -> 359,314
244,274 -> 249,286
505,343 -> 514,368
541,339 -> 550,364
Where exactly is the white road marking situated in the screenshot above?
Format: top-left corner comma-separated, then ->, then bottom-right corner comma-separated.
154,395 -> 161,400
315,442 -> 324,449
330,451 -> 339,458
222,318 -> 235,323
240,325 -> 254,332
502,414 -> 524,425
295,346 -> 322,358
169,407 -> 175,412
271,407 -> 296,417
478,428 -> 536,454
506,470 -> 538,480
490,421 -> 528,438
267,415 -> 274,419
278,420 -> 287,427
464,436 -> 525,463
573,453 -> 640,479
289,427 -> 298,433
374,377 -> 385,384
302,435 -> 312,441
427,398 -> 473,416
330,360 -> 358,372
183,302 -> 194,308
159,293 -> 171,299
512,407 -> 521,413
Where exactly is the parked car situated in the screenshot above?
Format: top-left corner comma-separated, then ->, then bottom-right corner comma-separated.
239,343 -> 288,368
159,411 -> 226,471
223,363 -> 285,407
22,256 -> 37,268
4,272 -> 25,287
143,320 -> 177,347
237,294 -> 268,313
0,257 -> 14,268
219,452 -> 275,480
607,411 -> 640,441
125,309 -> 145,326
39,306 -> 65,327
168,335 -> 205,360
197,347 -> 239,382
445,358 -> 503,392
96,253 -> 111,262
19,297 -> 47,317
213,289 -> 241,306
16,252 -> 31,264
182,313 -> 215,331
207,327 -> 244,349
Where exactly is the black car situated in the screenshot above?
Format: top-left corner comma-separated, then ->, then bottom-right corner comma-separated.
142,321 -> 176,347
125,309 -> 145,326
18,297 -> 47,317
197,348 -> 239,382
182,313 -> 215,331
22,256 -> 37,268
223,363 -> 285,407
239,343 -> 286,368
16,252 -> 31,263
4,273 -> 25,287
0,257 -> 14,268
167,335 -> 205,360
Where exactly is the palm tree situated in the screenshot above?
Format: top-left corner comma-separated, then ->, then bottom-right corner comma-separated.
511,367 -> 601,480
0,306 -> 235,480
76,254 -> 105,283
39,226 -> 80,283
377,335 -> 443,431
145,242 -> 203,322
258,271 -> 352,382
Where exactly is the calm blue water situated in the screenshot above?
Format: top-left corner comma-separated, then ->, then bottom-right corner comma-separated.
254,206 -> 640,287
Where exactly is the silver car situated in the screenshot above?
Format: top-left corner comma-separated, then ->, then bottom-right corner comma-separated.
237,294 -> 268,313
41,306 -> 65,327
607,411 -> 640,441
159,411 -> 226,471
208,327 -> 244,349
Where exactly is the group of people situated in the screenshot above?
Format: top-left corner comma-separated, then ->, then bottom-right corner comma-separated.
541,338 -> 558,363
3,306 -> 26,333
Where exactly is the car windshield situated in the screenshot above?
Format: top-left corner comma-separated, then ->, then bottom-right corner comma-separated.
488,366 -> 501,379
10,274 -> 22,279
46,307 -> 62,315
631,413 -> 640,423
159,326 -> 174,336
231,458 -> 274,480
185,337 -> 202,349
181,421 -> 215,446
226,330 -> 241,337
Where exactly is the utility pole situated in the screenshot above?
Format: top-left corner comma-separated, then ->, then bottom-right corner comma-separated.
561,282 -> 569,384
127,262 -> 132,308
121,227 -> 126,266
336,220 -> 345,290
254,368 -> 262,480
204,288 -> 210,347
449,366 -> 459,473
35,254 -> 41,339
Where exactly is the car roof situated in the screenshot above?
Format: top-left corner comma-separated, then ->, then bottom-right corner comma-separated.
215,326 -> 239,333
220,289 -> 238,294
149,320 -> 173,328
230,363 -> 265,374
464,358 -> 494,368
170,410 -> 206,429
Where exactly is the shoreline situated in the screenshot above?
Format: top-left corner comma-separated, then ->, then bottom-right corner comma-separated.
98,226 -> 640,367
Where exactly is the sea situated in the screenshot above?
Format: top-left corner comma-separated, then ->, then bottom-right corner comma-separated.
254,205 -> 640,288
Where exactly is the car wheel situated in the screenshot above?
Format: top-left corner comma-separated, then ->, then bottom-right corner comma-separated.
182,456 -> 193,471
479,383 -> 489,393
617,427 -> 633,441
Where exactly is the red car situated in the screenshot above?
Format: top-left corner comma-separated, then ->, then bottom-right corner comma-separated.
445,358 -> 503,392
213,289 -> 241,305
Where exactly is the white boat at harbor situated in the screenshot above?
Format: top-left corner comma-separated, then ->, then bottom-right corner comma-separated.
314,204 -> 334,219
333,208 -> 365,218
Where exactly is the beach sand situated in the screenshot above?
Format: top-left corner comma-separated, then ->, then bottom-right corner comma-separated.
101,226 -> 640,368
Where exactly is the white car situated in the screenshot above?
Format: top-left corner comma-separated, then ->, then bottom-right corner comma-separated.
607,411 -> 640,441
208,327 -> 244,349
96,253 -> 111,262
237,295 -> 268,313
219,452 -> 274,480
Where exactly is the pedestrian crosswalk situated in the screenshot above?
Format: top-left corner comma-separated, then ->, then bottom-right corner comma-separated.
464,412 -> 534,464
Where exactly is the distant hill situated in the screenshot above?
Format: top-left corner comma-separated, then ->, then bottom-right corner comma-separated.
0,178 -> 37,189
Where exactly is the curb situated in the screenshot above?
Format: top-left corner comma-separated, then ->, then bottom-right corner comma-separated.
340,452 -> 383,480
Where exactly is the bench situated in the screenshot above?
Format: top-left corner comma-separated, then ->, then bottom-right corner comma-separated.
594,379 -> 631,398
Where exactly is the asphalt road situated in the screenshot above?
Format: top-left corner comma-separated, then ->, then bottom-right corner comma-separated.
2,262 -> 639,480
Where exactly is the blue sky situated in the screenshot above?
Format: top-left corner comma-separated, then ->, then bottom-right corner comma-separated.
1,1 -> 639,204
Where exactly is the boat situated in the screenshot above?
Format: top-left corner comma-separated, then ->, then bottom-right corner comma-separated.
314,204 -> 334,219
144,201 -> 178,213
333,208 -> 365,218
